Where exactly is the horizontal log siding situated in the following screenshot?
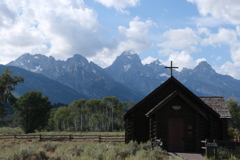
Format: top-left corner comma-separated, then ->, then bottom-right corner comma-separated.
156,96 -> 197,151
131,83 -> 176,143
124,77 -> 228,150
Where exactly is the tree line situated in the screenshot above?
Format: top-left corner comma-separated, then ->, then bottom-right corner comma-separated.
0,68 -> 134,133
47,97 -> 135,132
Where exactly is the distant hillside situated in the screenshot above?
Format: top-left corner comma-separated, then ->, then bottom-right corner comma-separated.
0,65 -> 88,105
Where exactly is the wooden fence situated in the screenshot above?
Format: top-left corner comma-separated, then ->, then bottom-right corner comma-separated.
0,134 -> 125,143
201,139 -> 240,158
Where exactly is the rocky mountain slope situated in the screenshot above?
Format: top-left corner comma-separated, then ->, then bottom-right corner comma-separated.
7,51 -> 240,103
105,51 -> 240,101
8,53 -> 144,102
0,65 -> 87,104
175,61 -> 240,100
105,51 -> 170,95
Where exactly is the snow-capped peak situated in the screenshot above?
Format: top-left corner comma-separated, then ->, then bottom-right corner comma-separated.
122,50 -> 136,56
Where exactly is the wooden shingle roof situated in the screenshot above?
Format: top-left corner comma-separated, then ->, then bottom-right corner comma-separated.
200,97 -> 231,118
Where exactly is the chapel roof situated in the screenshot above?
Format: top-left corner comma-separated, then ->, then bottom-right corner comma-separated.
145,90 -> 209,119
200,97 -> 231,118
124,76 -> 222,119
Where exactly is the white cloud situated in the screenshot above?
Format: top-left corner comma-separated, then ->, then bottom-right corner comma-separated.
90,17 -> 156,67
156,25 -> 240,79
165,51 -> 196,70
118,17 -> 155,52
142,56 -> 157,65
94,0 -> 140,14
158,27 -> 201,55
0,0 -> 108,65
230,43 -> 240,66
0,1 -> 155,68
156,27 -> 204,72
196,58 -> 207,64
197,27 -> 211,36
0,1 -> 17,28
188,0 -> 240,25
200,27 -> 240,67
202,28 -> 237,46
220,61 -> 240,79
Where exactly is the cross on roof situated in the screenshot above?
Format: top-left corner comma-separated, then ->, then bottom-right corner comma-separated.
165,61 -> 178,77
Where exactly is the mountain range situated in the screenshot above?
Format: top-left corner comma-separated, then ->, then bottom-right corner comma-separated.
0,64 -> 87,105
5,51 -> 240,104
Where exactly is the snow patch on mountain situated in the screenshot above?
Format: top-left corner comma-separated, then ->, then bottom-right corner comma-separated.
124,64 -> 131,72
122,50 -> 136,56
31,66 -> 43,72
159,73 -> 169,77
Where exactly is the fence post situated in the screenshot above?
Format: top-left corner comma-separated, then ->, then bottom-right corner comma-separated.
205,139 -> 208,157
39,134 -> 42,142
14,134 -> 16,141
69,134 -> 72,141
99,135 -> 101,143
213,139 -> 218,159
151,138 -> 154,150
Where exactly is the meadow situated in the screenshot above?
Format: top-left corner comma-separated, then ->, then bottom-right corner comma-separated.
2,127 -> 240,160
0,127 -> 185,160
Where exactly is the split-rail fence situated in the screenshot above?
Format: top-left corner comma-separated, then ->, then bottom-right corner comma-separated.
0,134 -> 125,143
201,139 -> 240,158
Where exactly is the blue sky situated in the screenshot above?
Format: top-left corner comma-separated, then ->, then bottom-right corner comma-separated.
1,0 -> 240,79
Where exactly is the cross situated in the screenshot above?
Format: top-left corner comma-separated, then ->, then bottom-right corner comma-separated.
165,61 -> 178,77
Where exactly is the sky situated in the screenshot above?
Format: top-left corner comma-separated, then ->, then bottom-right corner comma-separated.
1,0 -> 240,79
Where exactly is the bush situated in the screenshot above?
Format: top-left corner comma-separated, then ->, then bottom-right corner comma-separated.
233,147 -> 240,158
2,144 -> 48,160
43,142 -> 59,152
0,138 -> 185,160
55,143 -> 84,159
217,147 -> 232,159
0,127 -> 23,135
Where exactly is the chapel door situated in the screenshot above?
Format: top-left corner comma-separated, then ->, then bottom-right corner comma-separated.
168,119 -> 184,151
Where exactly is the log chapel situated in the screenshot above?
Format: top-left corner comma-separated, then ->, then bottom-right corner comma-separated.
124,62 -> 231,152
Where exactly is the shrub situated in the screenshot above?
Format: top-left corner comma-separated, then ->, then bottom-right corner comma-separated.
0,127 -> 23,135
43,142 -> 59,152
217,147 -> 230,159
139,141 -> 152,151
55,143 -> 84,159
2,144 -> 48,160
233,147 -> 240,158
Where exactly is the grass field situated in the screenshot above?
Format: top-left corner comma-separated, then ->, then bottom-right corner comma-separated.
0,140 -> 186,160
2,128 -> 240,159
1,127 -> 240,160
0,127 -> 186,160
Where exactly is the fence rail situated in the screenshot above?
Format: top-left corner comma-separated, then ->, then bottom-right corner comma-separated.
0,134 -> 125,143
201,139 -> 240,158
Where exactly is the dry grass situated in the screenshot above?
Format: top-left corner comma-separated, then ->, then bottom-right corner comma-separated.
0,128 -> 185,160
0,140 -> 185,160
0,127 -> 23,135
